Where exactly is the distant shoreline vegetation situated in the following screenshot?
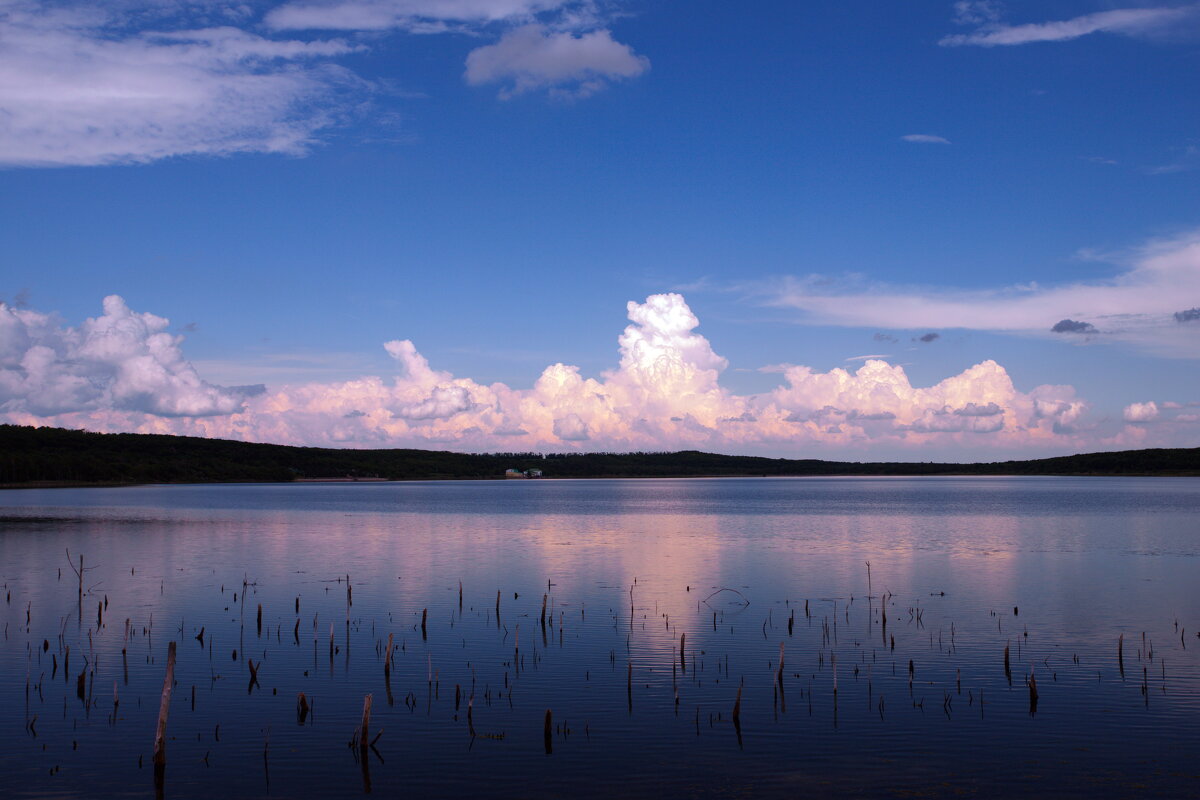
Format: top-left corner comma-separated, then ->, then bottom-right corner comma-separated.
1,425 -> 1198,487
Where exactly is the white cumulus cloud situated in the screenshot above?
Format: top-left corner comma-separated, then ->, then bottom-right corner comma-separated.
0,295 -> 260,417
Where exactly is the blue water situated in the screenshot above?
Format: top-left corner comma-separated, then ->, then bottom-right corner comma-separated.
1,477 -> 1198,798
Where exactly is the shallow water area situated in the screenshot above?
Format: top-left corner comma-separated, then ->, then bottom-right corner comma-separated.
1,476 -> 1199,798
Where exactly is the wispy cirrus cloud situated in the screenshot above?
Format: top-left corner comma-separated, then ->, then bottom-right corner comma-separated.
941,4 -> 1200,47
1147,144 -> 1200,175
0,2 -> 363,167
951,1 -> 1003,27
1,0 -> 647,167
764,229 -> 1200,358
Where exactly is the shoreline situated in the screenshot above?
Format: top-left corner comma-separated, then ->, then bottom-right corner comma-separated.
4,470 -> 1199,491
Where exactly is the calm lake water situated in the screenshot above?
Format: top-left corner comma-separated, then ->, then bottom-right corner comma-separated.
1,477 -> 1198,799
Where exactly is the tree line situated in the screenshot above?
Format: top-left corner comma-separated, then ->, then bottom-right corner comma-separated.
1,424 -> 1197,486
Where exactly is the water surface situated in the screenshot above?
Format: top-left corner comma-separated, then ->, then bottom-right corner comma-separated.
1,477 -> 1198,798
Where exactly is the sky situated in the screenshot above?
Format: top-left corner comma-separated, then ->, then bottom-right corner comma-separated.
1,0 -> 1199,461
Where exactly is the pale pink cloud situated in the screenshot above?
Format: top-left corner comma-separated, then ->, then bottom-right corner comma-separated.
1123,401 -> 1160,422
5,293 -> 1199,458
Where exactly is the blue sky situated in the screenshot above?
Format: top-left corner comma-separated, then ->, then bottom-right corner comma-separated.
2,0 -> 1199,458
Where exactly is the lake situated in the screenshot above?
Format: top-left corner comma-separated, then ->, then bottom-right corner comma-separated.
1,477 -> 1198,798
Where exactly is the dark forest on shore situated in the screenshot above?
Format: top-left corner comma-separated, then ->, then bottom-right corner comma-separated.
2,424 -> 1198,487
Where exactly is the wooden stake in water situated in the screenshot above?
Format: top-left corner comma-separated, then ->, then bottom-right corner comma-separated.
359,694 -> 373,756
680,633 -> 686,675
297,692 -> 310,725
543,709 -> 553,755
153,641 -> 177,766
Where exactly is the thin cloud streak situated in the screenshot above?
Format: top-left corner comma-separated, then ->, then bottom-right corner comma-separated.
941,5 -> 1200,47
902,134 -> 950,144
766,229 -> 1200,358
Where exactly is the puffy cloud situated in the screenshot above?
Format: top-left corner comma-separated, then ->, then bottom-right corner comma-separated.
1123,401 -> 1160,422
11,292 -> 1198,458
902,134 -> 951,144
464,24 -> 649,99
1116,400 -> 1200,428
394,385 -> 474,420
940,6 -> 1198,47
767,229 -> 1200,358
0,296 -> 258,417
0,3 -> 362,167
762,358 -> 1085,443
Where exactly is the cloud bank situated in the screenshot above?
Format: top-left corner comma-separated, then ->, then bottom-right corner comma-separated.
767,229 -> 1200,358
5,292 -> 1195,458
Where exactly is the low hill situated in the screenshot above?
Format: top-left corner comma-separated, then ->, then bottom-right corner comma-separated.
1,425 -> 1197,486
